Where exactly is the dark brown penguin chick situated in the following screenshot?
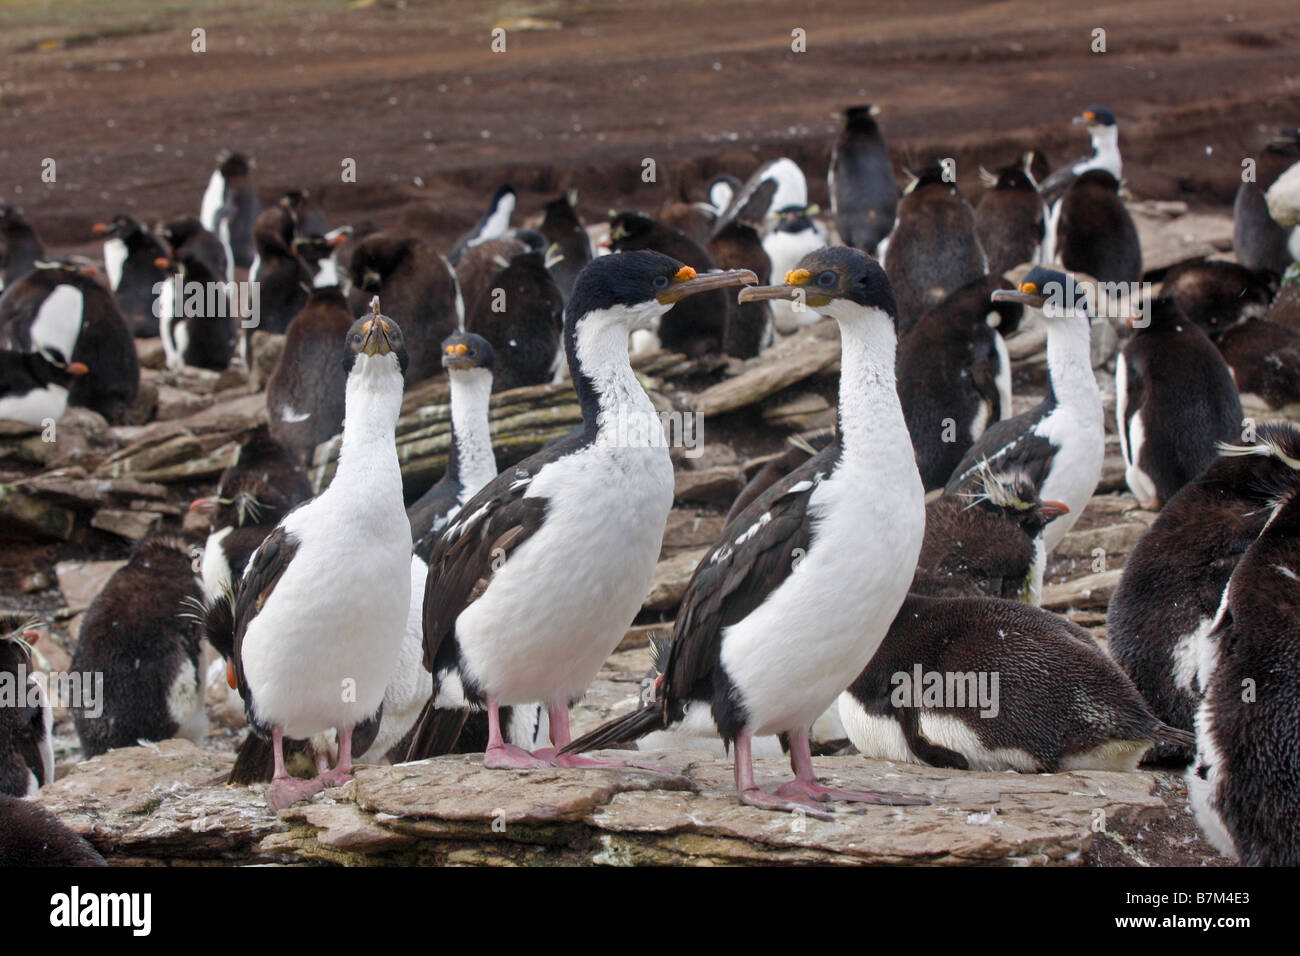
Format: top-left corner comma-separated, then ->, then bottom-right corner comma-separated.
656,201 -> 716,246
345,233 -> 459,383
884,165 -> 988,336
157,215 -> 229,282
1212,318 -> 1300,409
900,275 -> 1021,490
248,201 -> 312,336
0,204 -> 45,289
708,219 -> 772,358
829,104 -> 898,255
1107,423 -> 1300,763
1268,275 -> 1300,332
606,210 -> 729,356
538,191 -> 592,302
1116,294 -> 1243,509
0,795 -> 106,866
465,250 -> 564,392
0,260 -> 139,423
454,236 -> 529,323
191,424 -> 314,621
156,250 -> 237,372
91,215 -> 170,337
265,286 -> 353,463
1190,489 -> 1300,865
70,535 -> 206,758
1161,259 -> 1273,335
1056,169 -> 1142,285
975,155 -> 1047,277
839,594 -> 1194,773
0,614 -> 51,797
914,465 -> 1065,604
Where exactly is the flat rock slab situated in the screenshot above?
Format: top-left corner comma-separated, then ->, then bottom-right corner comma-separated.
30,739 -> 1222,867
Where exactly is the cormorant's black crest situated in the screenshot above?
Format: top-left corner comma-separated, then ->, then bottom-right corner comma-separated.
441,330 -> 494,372
1082,107 -> 1116,126
791,246 -> 899,319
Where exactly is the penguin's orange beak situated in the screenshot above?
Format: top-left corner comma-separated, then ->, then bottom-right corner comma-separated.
91,222 -> 110,235
1040,500 -> 1070,520
189,497 -> 218,514
226,658 -> 238,690
154,257 -> 172,270
66,362 -> 88,376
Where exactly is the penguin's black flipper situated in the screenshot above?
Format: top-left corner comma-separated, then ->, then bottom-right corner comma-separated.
403,698 -> 470,761
897,707 -> 970,770
1151,722 -> 1195,751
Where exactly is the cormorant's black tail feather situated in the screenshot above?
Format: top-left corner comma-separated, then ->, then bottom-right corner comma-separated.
558,706 -> 664,756
403,698 -> 471,762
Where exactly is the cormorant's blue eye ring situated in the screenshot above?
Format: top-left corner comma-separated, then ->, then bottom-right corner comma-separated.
653,274 -> 670,289
817,271 -> 837,287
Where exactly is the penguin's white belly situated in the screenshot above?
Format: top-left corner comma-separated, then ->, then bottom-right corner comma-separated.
1035,407 -> 1104,552
456,445 -> 673,706
1123,413 -> 1160,509
720,459 -> 924,736
200,526 -> 234,600
241,504 -> 412,738
0,385 -> 68,426
1188,698 -> 1239,861
167,657 -> 208,745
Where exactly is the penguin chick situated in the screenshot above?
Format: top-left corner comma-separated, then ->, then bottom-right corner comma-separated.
975,155 -> 1047,277
70,535 -> 207,758
0,795 -> 105,866
838,594 -> 1194,773
465,250 -> 564,391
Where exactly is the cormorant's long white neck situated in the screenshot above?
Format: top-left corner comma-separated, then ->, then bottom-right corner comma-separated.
1086,125 -> 1121,178
448,367 -> 497,498
1044,311 -> 1100,412
571,303 -> 666,447
333,354 -> 405,492
820,301 -> 906,459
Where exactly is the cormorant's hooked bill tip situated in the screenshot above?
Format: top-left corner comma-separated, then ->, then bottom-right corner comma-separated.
655,267 -> 757,305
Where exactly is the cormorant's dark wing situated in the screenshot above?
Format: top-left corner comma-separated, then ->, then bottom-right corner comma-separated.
1038,154 -> 1091,205
407,476 -> 463,562
421,432 -> 588,678
944,399 -> 1056,494
660,446 -> 835,703
230,525 -> 300,707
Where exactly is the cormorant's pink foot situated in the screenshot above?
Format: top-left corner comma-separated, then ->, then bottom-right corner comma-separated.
775,778 -> 929,806
267,777 -> 324,811
535,748 -> 668,772
738,786 -> 836,821
483,743 -> 551,769
319,767 -> 354,788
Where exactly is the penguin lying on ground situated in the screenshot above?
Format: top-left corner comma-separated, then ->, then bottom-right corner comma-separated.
838,594 -> 1194,773
0,259 -> 139,423
0,614 -> 53,797
1189,489 -> 1300,865
915,465 -> 1066,605
265,285 -> 354,463
945,267 -> 1104,554
900,275 -> 1021,490
215,302 -> 412,809
829,104 -> 897,256
1116,293 -> 1243,509
883,165 -> 988,336
1106,422 -> 1300,762
71,535 -> 207,758
0,346 -> 88,426
408,332 -> 498,558
0,795 -> 105,867
709,219 -> 773,357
